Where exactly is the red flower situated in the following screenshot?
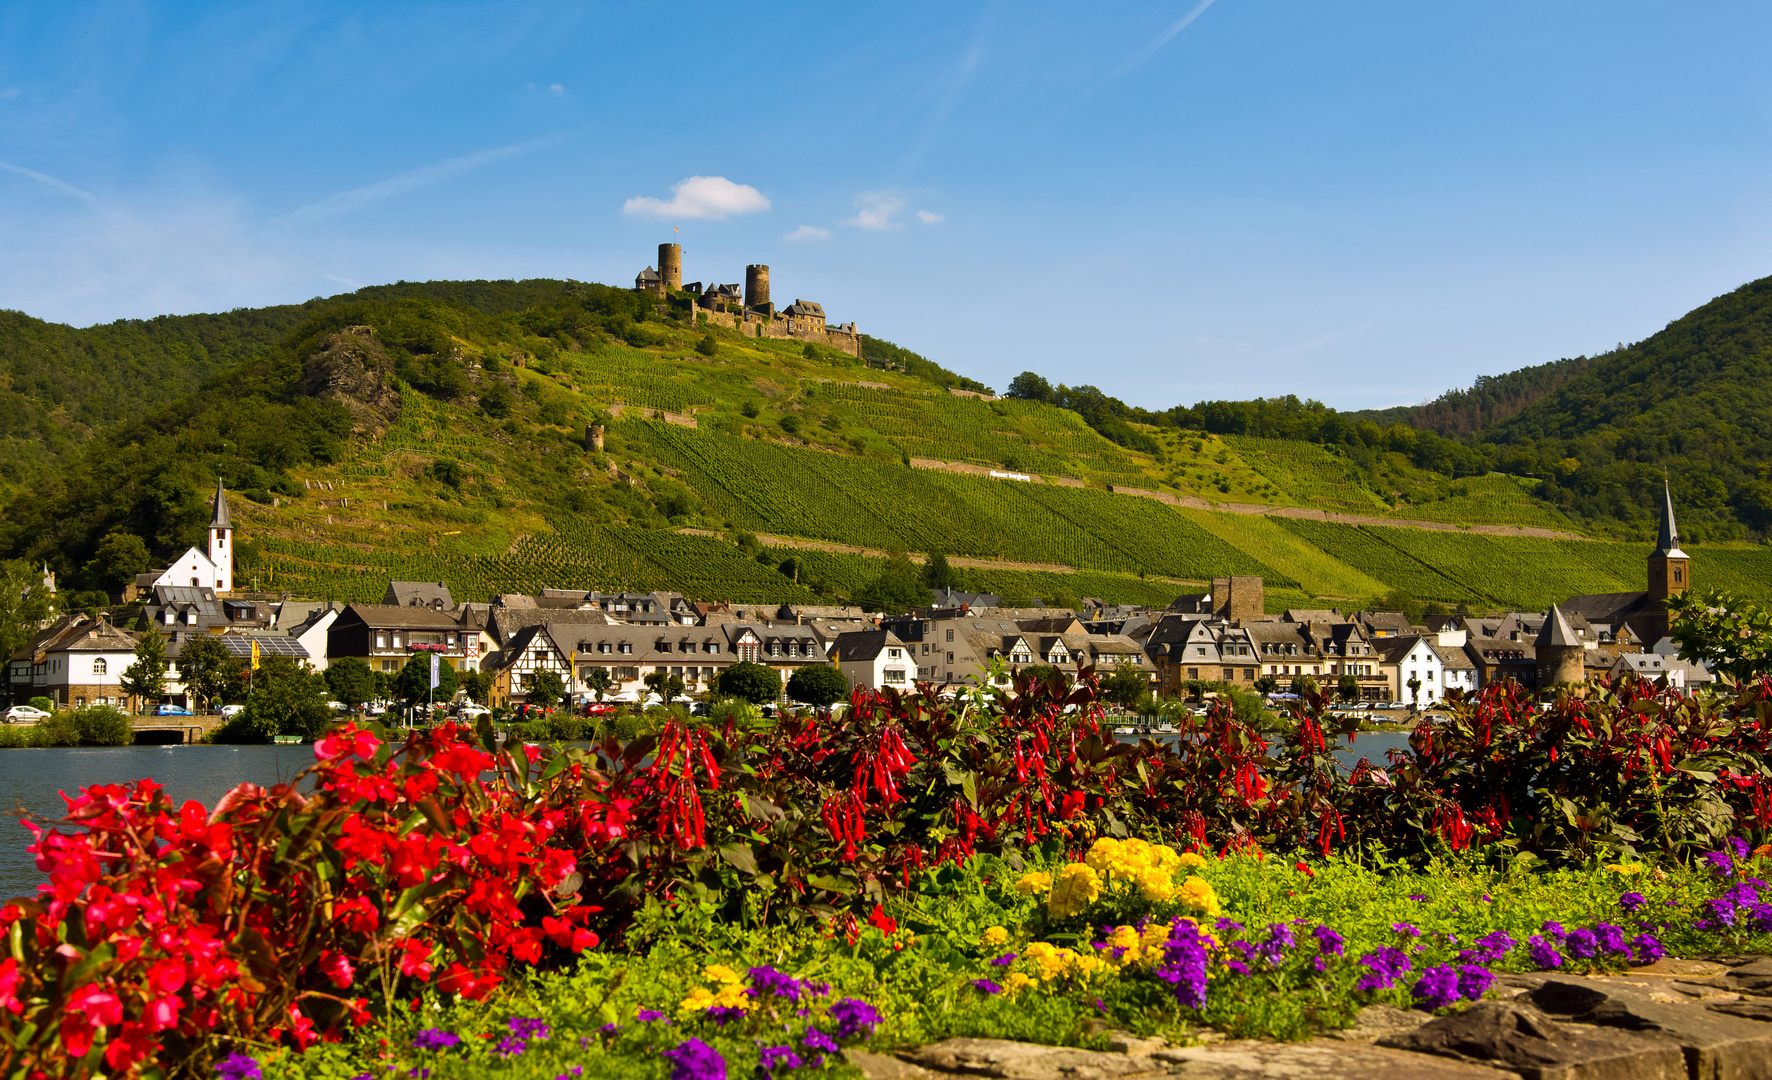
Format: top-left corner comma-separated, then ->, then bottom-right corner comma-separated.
868,904 -> 897,936
319,951 -> 356,989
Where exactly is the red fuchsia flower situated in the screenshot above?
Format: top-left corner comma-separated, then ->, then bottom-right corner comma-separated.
868,905 -> 897,936
319,951 -> 356,989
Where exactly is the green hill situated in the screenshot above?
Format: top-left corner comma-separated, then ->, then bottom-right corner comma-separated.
3,279 -> 1769,614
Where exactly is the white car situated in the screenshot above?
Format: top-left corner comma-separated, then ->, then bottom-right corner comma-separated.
220,704 -> 246,719
458,704 -> 490,720
3,705 -> 49,724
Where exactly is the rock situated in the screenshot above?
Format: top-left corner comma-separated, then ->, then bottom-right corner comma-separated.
1708,999 -> 1772,1023
1529,976 -> 1772,1079
847,1049 -> 937,1079
1379,1001 -> 1684,1080
1103,1032 -> 1168,1055
1723,957 -> 1772,994
298,326 -> 403,437
1155,1038 -> 1517,1078
1326,1004 -> 1431,1043
1628,958 -> 1731,979
901,1037 -> 1160,1078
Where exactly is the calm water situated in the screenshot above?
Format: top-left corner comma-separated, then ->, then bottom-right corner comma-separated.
0,745 -> 317,901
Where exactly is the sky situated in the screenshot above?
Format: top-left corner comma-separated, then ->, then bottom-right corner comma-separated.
4,2 -> 1772,411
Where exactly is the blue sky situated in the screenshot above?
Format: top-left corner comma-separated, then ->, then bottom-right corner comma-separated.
4,2 -> 1772,411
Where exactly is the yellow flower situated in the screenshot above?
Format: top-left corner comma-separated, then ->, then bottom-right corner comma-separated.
1138,866 -> 1176,903
1149,844 -> 1183,874
1104,925 -> 1143,965
1141,922 -> 1172,949
982,925 -> 1010,947
680,986 -> 716,1012
1607,863 -> 1643,876
1014,871 -> 1053,897
703,964 -> 742,984
1176,875 -> 1222,917
1047,863 -> 1102,919
1178,851 -> 1208,869
1084,837 -> 1122,873
1005,972 -> 1034,994
712,983 -> 751,1011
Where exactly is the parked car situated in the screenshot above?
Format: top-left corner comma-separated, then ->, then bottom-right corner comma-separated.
220,704 -> 246,719
584,703 -> 617,716
156,704 -> 193,716
3,705 -> 49,724
458,704 -> 490,720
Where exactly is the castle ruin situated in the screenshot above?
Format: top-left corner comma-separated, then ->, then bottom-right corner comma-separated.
634,243 -> 861,358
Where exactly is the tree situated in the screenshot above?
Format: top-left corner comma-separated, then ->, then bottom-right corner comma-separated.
459,669 -> 492,705
1336,673 -> 1360,702
923,552 -> 955,590
1005,371 -> 1054,403
644,670 -> 686,703
857,553 -> 927,615
120,626 -> 168,713
1254,676 -> 1279,695
80,531 -> 151,597
1407,675 -> 1422,708
1670,590 -> 1772,683
525,669 -> 564,710
177,635 -> 234,714
396,654 -> 458,706
0,560 -> 57,701
582,666 -> 613,702
696,333 -> 718,357
717,661 -> 781,705
245,657 -> 332,742
1101,667 -> 1148,707
786,664 -> 847,707
324,657 -> 376,712
479,381 -> 513,418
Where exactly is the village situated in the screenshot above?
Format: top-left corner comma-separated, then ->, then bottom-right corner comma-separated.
5,478 -> 1715,730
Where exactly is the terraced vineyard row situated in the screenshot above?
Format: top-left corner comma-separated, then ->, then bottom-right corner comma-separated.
1222,436 -> 1388,511
632,421 -> 1292,584
1384,475 -> 1576,531
1173,510 -> 1389,598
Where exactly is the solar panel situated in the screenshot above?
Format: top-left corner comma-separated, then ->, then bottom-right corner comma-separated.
219,636 -> 310,659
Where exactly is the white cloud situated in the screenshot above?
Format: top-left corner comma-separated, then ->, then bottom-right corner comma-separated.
276,136 -> 559,227
0,160 -> 98,203
623,176 -> 770,221
549,83 -> 564,94
845,190 -> 905,231
916,210 -> 944,224
784,224 -> 831,242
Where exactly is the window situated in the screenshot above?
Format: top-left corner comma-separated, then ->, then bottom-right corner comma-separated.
706,642 -> 720,653
947,652 -> 955,664
619,643 -> 633,655
93,658 -> 107,675
598,642 -> 611,654
946,629 -> 954,642
770,642 -> 782,657
887,648 -> 902,659
884,668 -> 906,684
1187,667 -> 1199,679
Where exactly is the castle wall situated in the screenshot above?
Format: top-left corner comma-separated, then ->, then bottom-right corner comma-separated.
696,306 -> 861,357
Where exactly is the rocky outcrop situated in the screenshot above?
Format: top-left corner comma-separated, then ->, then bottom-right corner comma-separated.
298,325 -> 402,437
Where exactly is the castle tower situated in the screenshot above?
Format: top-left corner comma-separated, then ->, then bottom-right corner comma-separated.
208,478 -> 233,593
657,243 -> 682,292
1643,480 -> 1688,644
745,264 -> 771,310
1534,604 -> 1585,688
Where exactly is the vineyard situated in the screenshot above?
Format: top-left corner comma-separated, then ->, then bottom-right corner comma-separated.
1172,509 -> 1389,599
1385,474 -> 1576,531
1220,436 -> 1390,511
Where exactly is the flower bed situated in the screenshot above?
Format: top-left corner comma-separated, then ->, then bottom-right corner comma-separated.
5,665 -> 1771,1077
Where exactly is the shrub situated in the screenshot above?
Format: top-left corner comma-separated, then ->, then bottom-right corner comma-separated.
70,706 -> 133,746
27,697 -> 53,714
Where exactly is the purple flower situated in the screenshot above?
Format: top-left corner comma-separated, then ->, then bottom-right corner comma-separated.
1632,933 -> 1666,964
216,1055 -> 262,1080
1697,897 -> 1738,932
1540,921 -> 1567,940
664,1037 -> 728,1080
508,1018 -> 552,1041
638,1010 -> 670,1023
1356,947 -> 1412,992
1312,925 -> 1346,957
801,1027 -> 839,1054
1724,882 -> 1762,907
1391,922 -> 1422,939
705,1007 -> 746,1026
988,953 -> 1018,967
1153,916 -> 1213,1010
1729,838 -> 1751,862
412,1029 -> 460,1052
1620,892 -> 1647,913
1459,930 -> 1515,965
1703,850 -> 1736,878
407,1071 -> 429,1080
1215,917 -> 1245,935
1593,923 -> 1629,956
1457,965 -> 1494,1001
748,966 -> 808,1002
494,1037 -> 527,1059
1412,965 -> 1460,1010
1408,894 -> 1428,903
1527,935 -> 1563,970
1223,959 -> 1251,976
829,998 -> 881,1039
553,1071 -> 584,1080
970,978 -> 1003,994
1747,902 -> 1772,933
1564,928 -> 1598,960
759,1046 -> 804,1075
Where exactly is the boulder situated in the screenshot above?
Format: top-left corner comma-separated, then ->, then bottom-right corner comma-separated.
1379,1001 -> 1684,1080
298,326 -> 403,437
1529,976 -> 1772,1079
901,1037 -> 1161,1078
1326,1004 -> 1431,1043
1155,1038 -> 1518,1078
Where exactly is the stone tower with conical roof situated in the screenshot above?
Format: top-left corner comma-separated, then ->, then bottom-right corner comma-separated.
208,478 -> 233,593
1535,604 -> 1586,688
1643,480 -> 1688,645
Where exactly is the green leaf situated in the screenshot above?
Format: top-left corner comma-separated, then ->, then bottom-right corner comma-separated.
718,844 -> 759,875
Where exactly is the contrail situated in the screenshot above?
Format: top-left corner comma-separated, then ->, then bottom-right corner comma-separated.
276,135 -> 561,227
0,161 -> 98,203
1102,0 -> 1218,83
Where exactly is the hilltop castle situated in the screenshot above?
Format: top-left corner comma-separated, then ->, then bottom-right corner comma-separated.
634,243 -> 862,358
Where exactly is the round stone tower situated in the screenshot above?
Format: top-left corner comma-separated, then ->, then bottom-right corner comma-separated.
745,264 -> 770,310
1535,605 -> 1586,689
657,243 -> 682,292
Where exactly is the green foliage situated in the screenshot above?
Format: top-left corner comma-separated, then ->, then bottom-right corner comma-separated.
0,561 -> 57,690
70,705 -> 134,746
245,657 -> 333,740
478,381 -> 513,418
525,668 -> 564,709
119,627 -> 168,708
695,333 -> 718,358
1100,667 -> 1148,707
79,531 -> 151,595
1670,589 -> 1772,683
396,654 -> 459,705
785,664 -> 848,707
177,635 -> 236,714
581,666 -> 613,702
324,657 -> 376,710
643,669 -> 685,702
459,669 -> 492,705
716,661 -> 780,704
857,553 -> 928,614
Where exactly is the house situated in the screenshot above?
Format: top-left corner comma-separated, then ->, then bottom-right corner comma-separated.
1462,634 -> 1536,689
1377,635 -> 1449,705
276,601 -> 341,672
1431,641 -> 1479,696
1607,652 -> 1716,692
831,630 -> 914,692
326,604 -> 484,676
1302,621 -> 1389,701
383,581 -> 454,611
6,615 -> 138,709
1559,483 -> 1689,648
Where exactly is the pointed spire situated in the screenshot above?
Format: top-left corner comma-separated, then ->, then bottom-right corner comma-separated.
1654,478 -> 1684,557
209,478 -> 231,530
1536,605 -> 1581,648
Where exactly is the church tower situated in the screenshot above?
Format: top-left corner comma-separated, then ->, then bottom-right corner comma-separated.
208,478 -> 233,593
1643,480 -> 1688,644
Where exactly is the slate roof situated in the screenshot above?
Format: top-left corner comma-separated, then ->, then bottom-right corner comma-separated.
1536,606 -> 1583,649
383,581 -> 454,609
209,479 -> 231,529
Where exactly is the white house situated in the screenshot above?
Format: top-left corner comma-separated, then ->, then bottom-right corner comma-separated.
145,480 -> 234,594
1379,635 -> 1447,704
1608,652 -> 1716,693
831,629 -> 912,691
6,615 -> 139,709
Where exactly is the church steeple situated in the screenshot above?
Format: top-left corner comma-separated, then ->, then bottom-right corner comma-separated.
1644,479 -> 1689,644
209,477 -> 231,530
208,478 -> 233,593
